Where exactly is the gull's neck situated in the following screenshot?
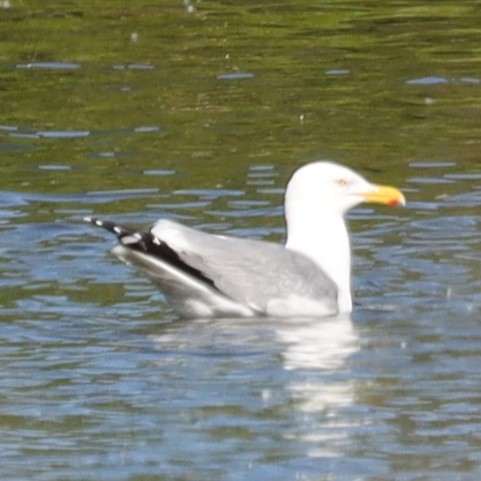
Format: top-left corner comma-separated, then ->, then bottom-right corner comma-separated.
285,208 -> 352,313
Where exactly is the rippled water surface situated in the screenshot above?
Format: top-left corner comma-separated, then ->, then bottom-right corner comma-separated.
1,1 -> 481,480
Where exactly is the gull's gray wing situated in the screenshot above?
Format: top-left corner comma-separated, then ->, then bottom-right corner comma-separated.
149,220 -> 338,316
85,217 -> 338,318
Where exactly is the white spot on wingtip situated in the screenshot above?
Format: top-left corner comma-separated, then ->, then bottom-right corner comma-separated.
153,237 -> 161,245
121,235 -> 139,245
113,226 -> 122,234
95,220 -> 103,227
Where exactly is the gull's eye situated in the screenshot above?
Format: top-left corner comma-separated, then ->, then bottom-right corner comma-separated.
335,179 -> 348,187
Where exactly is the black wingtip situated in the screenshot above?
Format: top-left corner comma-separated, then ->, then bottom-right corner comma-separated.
83,216 -> 132,238
83,216 -> 101,227
85,217 -> 217,289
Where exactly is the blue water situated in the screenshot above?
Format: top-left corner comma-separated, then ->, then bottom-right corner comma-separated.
1,160 -> 481,480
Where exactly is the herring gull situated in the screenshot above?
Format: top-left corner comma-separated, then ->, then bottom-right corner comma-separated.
84,161 -> 405,318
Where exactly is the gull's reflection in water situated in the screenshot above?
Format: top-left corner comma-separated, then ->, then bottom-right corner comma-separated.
272,315 -> 360,463
149,314 -> 359,405
148,313 -> 360,460
276,314 -> 358,371
278,313 -> 359,433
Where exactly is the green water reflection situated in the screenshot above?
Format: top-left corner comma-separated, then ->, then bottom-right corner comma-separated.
1,0 -> 480,198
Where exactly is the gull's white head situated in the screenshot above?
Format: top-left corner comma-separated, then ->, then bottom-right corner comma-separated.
285,161 -> 405,218
284,161 -> 406,314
